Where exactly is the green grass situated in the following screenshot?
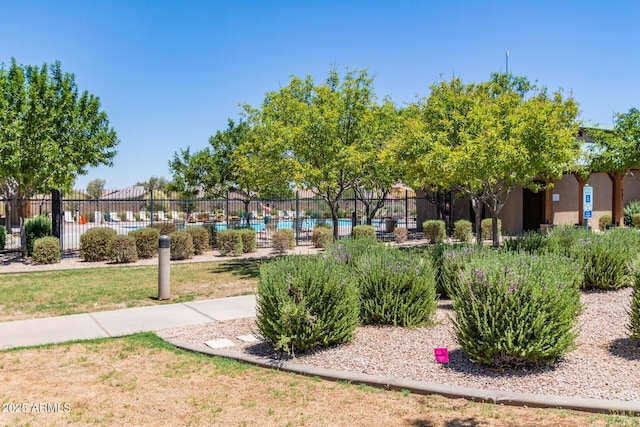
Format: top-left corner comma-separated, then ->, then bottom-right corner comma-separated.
0,259 -> 263,319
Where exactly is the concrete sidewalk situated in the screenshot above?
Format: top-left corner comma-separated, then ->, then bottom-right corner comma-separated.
0,295 -> 256,350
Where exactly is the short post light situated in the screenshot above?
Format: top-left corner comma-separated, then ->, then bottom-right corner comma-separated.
158,235 -> 170,300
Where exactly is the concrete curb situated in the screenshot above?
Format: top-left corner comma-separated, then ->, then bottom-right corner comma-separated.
159,334 -> 640,416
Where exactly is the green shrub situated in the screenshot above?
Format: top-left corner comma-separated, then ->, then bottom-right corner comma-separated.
256,255 -> 360,356
129,227 -> 160,259
169,230 -> 194,260
25,215 -> 52,255
502,231 -> 548,254
217,230 -> 243,256
186,226 -> 210,255
451,251 -> 581,367
481,218 -> 501,240
355,246 -> 437,327
422,220 -> 446,244
80,227 -> 117,261
312,224 -> 333,248
581,229 -> 640,290
394,226 -> 408,243
434,244 -> 486,298
272,229 -> 294,254
151,222 -> 176,236
544,225 -> 592,258
352,225 -> 376,240
624,200 -> 640,227
108,235 -> 138,263
630,272 -> 640,340
323,236 -> 379,266
238,228 -> 257,253
0,225 -> 5,250
202,223 -> 217,248
453,220 -> 473,242
32,236 -> 61,264
598,214 -> 612,231
633,213 -> 640,229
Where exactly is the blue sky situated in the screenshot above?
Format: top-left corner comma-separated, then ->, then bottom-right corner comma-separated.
2,0 -> 639,190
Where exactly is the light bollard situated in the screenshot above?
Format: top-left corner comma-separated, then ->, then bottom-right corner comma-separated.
158,235 -> 170,300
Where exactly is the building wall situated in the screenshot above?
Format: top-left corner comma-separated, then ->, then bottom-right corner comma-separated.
499,187 -> 522,235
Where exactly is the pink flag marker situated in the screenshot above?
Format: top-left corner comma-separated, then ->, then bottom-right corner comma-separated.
434,347 -> 449,363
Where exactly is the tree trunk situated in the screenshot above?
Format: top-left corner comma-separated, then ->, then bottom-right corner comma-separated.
491,215 -> 500,248
471,198 -> 483,246
608,172 -> 625,227
243,199 -> 251,228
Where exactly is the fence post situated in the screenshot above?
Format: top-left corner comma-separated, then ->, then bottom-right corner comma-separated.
225,191 -> 229,228
295,191 -> 300,246
150,189 -> 154,227
405,190 -> 409,229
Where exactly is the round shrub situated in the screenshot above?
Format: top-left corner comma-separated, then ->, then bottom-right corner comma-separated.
451,251 -> 581,367
394,226 -> 408,244
32,236 -> 61,264
169,230 -> 194,260
544,225 -> 592,258
108,235 -> 138,263
432,243 -> 485,298
186,226 -> 210,255
355,246 -> 437,328
324,236 -> 379,266
256,255 -> 360,356
453,219 -> 473,242
238,229 -> 257,253
312,224 -> 333,248
272,229 -> 295,254
80,227 -> 117,261
481,218 -> 501,241
151,222 -> 176,236
598,214 -> 612,231
217,230 -> 243,256
352,225 -> 376,240
129,227 -> 160,259
624,200 -> 640,227
0,225 -> 6,250
422,220 -> 446,244
580,229 -> 640,290
25,215 -> 52,255
202,223 -> 217,248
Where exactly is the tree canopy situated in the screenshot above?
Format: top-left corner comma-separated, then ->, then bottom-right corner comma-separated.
398,73 -> 580,245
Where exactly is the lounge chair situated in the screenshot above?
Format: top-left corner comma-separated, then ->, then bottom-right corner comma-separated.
64,211 -> 75,223
139,211 -> 149,221
170,211 -> 180,220
157,211 -> 167,221
109,211 -> 121,222
125,211 -> 135,221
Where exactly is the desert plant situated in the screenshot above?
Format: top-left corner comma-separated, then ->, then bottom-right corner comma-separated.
630,271 -> 640,340
453,219 -> 473,242
169,230 -> 194,260
352,225 -> 376,240
217,230 -> 243,256
355,246 -> 437,328
433,244 -> 486,298
151,222 -> 176,236
598,214 -> 612,231
185,226 -> 210,255
544,225 -> 592,258
394,226 -> 408,244
323,236 -> 379,266
108,235 -> 138,263
202,223 -> 217,248
32,236 -> 61,264
624,200 -> 640,227
633,213 -> 640,229
581,229 -> 640,290
481,218 -> 502,241
422,220 -> 446,244
451,251 -> 581,367
256,255 -> 360,356
128,227 -> 160,259
312,224 -> 333,248
502,231 -> 548,254
80,227 -> 117,261
238,228 -> 257,253
272,229 -> 295,254
25,215 -> 52,255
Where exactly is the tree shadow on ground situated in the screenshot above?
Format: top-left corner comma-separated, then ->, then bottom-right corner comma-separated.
609,338 -> 640,361
206,258 -> 264,280
407,418 -> 482,427
441,348 -> 559,378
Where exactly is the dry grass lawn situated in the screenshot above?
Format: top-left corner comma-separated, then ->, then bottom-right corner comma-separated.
1,334 -> 637,426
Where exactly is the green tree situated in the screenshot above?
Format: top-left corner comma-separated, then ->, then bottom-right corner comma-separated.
0,59 -> 118,250
249,68 -> 381,239
399,73 -> 579,246
86,179 -> 105,200
587,108 -> 640,226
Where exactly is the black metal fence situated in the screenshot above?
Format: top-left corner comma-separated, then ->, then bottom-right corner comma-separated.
1,188 -> 437,257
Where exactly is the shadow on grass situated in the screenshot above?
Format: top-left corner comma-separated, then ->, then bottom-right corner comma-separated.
207,258 -> 264,280
608,338 -> 640,361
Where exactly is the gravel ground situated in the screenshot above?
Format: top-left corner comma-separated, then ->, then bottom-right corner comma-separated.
162,287 -> 640,402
